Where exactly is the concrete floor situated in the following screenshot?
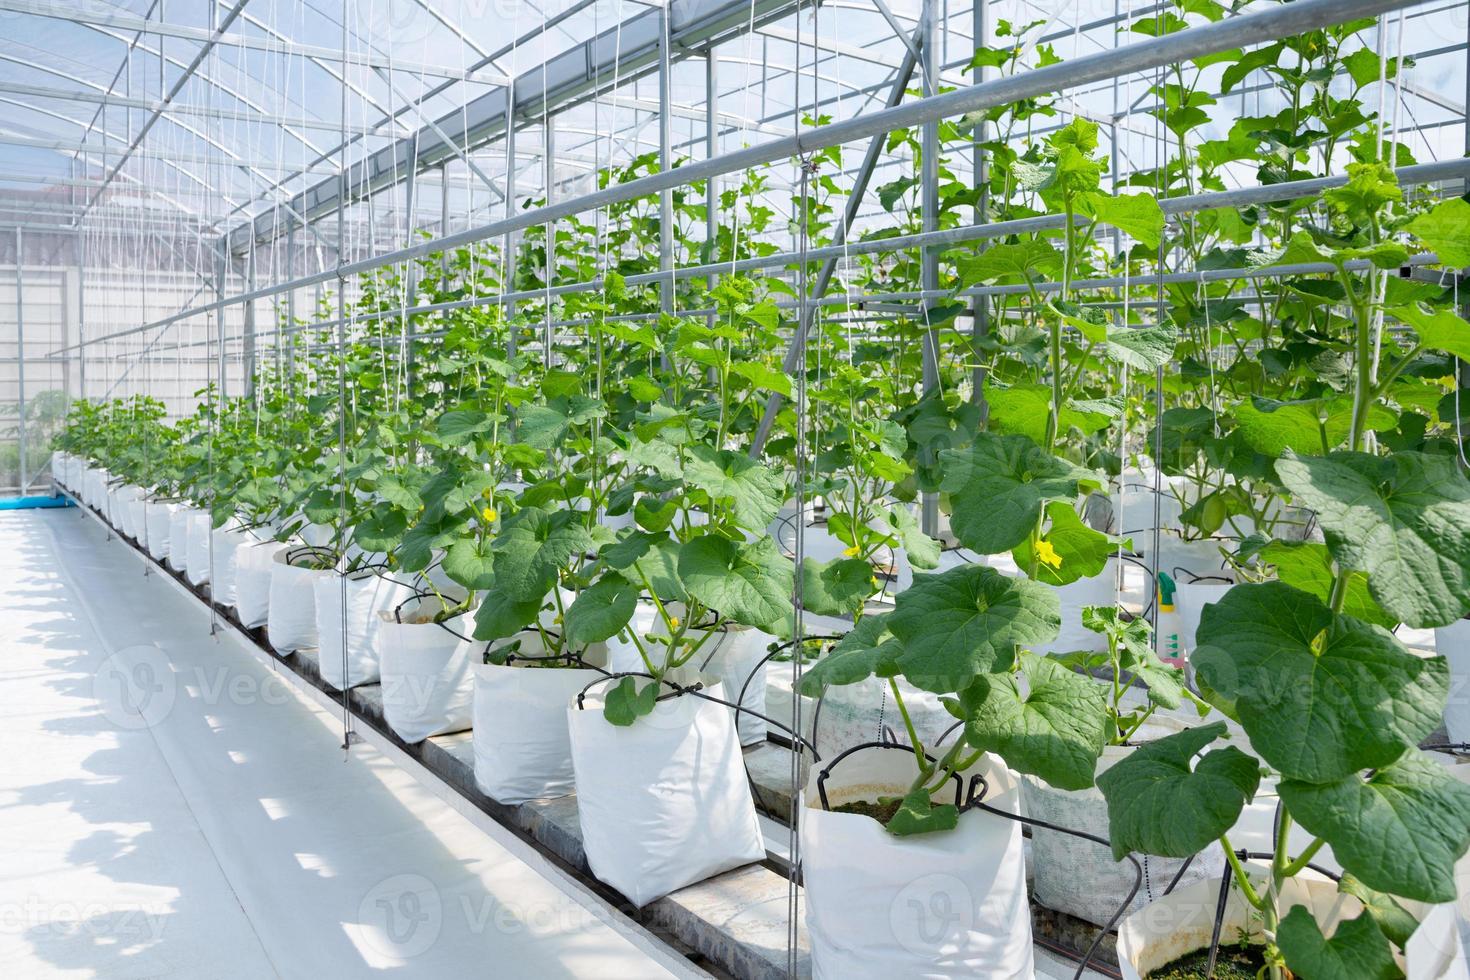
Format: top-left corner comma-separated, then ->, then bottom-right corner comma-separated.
0,507 -> 695,980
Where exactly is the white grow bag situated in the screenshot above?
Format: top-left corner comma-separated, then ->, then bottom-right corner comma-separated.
1118,870 -> 1468,980
472,634 -> 608,804
1436,618 -> 1470,745
375,599 -> 477,743
232,538 -> 288,629
209,522 -> 256,607
311,570 -> 413,690
1171,579 -> 1234,660
1022,741 -> 1226,928
266,549 -> 331,653
184,510 -> 216,585
124,490 -> 148,543
166,506 -> 201,572
801,748 -> 1034,979
568,674 -> 765,907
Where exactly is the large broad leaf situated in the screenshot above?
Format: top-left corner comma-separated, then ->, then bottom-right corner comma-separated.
602,675 -> 660,727
955,240 -> 1063,286
1097,722 -> 1259,859
887,505 -> 939,570
1106,324 -> 1177,371
797,613 -> 903,694
987,385 -> 1112,442
886,788 -> 959,837
442,536 -> 496,590
1390,304 -> 1470,361
1276,908 -> 1404,980
563,575 -> 640,646
679,534 -> 794,637
435,409 -> 494,443
800,557 -> 875,618
1280,750 -> 1470,903
1015,500 -> 1127,586
1085,191 -> 1164,250
682,444 -> 786,531
1260,540 -> 1395,629
887,564 -> 1061,693
1404,196 -> 1470,269
472,590 -> 544,642
492,508 -> 595,602
1236,397 -> 1326,456
1276,450 -> 1470,628
1193,582 -> 1447,783
353,510 -> 407,552
939,433 -> 1103,555
962,653 -> 1108,791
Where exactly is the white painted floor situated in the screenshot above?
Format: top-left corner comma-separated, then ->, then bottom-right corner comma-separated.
0,508 -> 696,980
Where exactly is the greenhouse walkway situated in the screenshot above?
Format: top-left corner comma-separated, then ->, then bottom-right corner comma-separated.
0,507 -> 698,979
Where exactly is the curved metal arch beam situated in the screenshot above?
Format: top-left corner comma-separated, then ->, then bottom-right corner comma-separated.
77,23 -> 333,160
0,96 -> 222,216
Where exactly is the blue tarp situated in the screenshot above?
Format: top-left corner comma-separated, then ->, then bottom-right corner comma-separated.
0,495 -> 74,511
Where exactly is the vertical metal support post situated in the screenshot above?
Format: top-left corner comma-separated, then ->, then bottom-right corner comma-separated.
14,228 -> 26,492
504,85 -> 518,359
544,116 -> 556,363
440,165 -> 451,290
706,51 -> 719,332
215,244 -> 228,400
970,0 -> 989,420
403,155 -> 418,390
75,161 -> 86,405
658,4 -> 675,321
918,0 -> 941,535
243,246 -> 257,396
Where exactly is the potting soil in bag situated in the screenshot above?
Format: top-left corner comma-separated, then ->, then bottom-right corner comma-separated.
801,749 -> 1033,979
312,571 -> 412,690
376,608 -> 476,743
471,653 -> 606,804
567,677 -> 765,907
266,550 -> 328,653
232,539 -> 286,628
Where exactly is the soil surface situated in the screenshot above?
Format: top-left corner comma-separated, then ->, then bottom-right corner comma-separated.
1148,943 -> 1269,979
833,797 -> 903,823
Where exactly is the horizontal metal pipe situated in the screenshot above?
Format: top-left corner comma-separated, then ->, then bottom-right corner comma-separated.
70,0 -> 1422,352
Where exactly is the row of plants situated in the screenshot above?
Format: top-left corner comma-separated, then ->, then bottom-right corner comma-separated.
55,3 -> 1470,976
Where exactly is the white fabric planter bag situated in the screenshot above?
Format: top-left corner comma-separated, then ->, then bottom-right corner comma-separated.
1435,618 -> 1470,745
1035,562 -> 1122,656
1138,533 -> 1231,581
142,500 -> 175,560
232,539 -> 288,629
166,506 -> 199,572
1023,742 -> 1226,929
801,749 -> 1033,979
209,523 -> 254,607
311,571 -> 413,690
376,602 -> 477,743
568,675 -> 765,907
472,651 -> 606,804
184,511 -> 215,585
111,484 -> 139,537
125,491 -> 148,543
266,550 -> 330,653
1171,580 -> 1234,659
1118,870 -> 1467,980
1113,488 -> 1184,537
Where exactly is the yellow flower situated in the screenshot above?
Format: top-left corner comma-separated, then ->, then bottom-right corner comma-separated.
842,545 -> 861,558
481,487 -> 493,500
1036,539 -> 1062,570
481,506 -> 498,524
669,616 -> 681,630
